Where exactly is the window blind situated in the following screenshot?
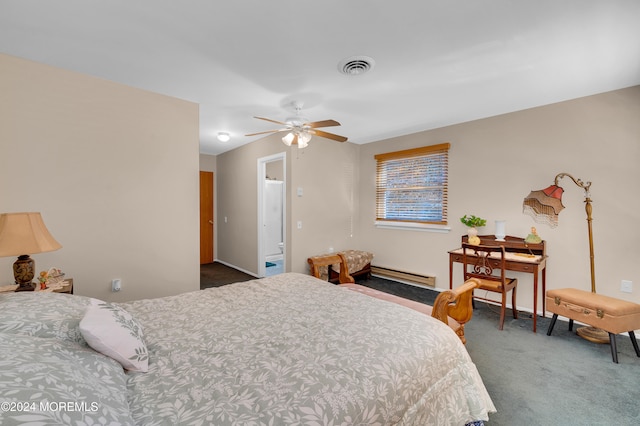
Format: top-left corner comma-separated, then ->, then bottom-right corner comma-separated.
375,143 -> 449,225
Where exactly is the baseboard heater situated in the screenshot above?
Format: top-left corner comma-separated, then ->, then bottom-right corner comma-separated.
370,266 -> 435,288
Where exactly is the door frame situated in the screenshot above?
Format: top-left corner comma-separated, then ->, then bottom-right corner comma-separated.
257,152 -> 286,277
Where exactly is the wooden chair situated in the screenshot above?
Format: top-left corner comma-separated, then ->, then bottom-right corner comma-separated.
430,278 -> 480,343
462,243 -> 518,330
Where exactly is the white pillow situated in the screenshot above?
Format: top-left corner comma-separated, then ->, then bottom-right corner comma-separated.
79,298 -> 149,372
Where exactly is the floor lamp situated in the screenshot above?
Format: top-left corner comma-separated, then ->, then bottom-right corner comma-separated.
523,173 -> 608,344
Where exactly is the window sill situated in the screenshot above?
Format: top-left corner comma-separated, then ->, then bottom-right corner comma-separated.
374,221 -> 451,233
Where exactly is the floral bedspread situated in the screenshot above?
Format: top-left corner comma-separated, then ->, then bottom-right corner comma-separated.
122,273 -> 495,425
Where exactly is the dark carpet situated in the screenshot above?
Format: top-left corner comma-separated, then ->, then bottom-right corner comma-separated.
200,265 -> 640,425
200,262 -> 255,289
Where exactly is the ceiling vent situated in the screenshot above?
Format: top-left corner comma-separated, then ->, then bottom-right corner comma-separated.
338,56 -> 375,76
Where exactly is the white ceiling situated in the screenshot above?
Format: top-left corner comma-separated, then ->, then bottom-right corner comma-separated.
2,1 -> 639,155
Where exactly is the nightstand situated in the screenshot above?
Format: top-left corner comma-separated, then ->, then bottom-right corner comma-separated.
0,278 -> 73,294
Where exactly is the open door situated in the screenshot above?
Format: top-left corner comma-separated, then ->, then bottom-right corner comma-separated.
200,171 -> 214,264
258,153 -> 286,277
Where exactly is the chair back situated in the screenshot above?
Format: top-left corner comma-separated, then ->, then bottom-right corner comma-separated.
462,243 -> 507,284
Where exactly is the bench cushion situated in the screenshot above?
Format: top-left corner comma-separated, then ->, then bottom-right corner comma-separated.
546,288 -> 640,334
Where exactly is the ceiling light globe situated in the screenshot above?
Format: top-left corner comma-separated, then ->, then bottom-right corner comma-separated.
282,133 -> 294,146
298,132 -> 311,148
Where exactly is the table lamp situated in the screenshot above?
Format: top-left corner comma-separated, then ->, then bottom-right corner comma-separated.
522,173 -> 607,343
0,212 -> 62,291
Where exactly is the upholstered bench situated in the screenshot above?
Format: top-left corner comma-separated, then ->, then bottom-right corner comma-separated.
546,288 -> 640,363
340,279 -> 479,344
308,250 -> 373,283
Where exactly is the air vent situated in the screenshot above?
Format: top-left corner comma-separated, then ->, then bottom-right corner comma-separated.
338,56 -> 375,75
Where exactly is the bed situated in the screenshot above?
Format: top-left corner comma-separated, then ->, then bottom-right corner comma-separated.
0,272 -> 495,425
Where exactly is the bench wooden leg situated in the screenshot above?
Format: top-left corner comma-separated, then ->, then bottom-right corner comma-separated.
630,331 -> 640,357
547,314 -> 558,336
609,333 -> 619,364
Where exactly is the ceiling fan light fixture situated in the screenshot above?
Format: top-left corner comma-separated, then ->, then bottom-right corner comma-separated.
338,56 -> 375,76
282,132 -> 295,146
217,132 -> 230,142
298,132 -> 312,148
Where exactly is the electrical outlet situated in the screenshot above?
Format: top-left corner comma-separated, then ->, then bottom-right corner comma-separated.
112,279 -> 121,292
621,280 -> 632,293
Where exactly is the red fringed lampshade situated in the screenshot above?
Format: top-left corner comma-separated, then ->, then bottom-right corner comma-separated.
522,184 -> 565,228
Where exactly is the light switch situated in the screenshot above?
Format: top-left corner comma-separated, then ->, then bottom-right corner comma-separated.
297,187 -> 303,197
297,221 -> 302,229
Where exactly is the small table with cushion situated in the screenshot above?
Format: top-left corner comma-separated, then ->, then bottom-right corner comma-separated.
308,250 -> 373,283
546,288 -> 640,363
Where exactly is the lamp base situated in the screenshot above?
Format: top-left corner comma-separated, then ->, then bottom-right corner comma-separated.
13,254 -> 36,292
576,326 -> 610,344
15,281 -> 36,292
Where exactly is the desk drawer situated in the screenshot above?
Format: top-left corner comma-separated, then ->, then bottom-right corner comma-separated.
451,253 -> 540,273
501,260 -> 536,273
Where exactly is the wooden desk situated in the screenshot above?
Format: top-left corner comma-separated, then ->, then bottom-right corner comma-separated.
449,235 -> 547,332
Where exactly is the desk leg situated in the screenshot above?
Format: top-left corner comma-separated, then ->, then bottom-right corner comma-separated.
541,266 -> 546,318
449,257 -> 454,290
533,272 -> 538,333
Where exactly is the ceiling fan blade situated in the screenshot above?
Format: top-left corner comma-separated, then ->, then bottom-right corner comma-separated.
254,116 -> 288,126
307,119 -> 341,128
312,129 -> 348,142
245,130 -> 280,137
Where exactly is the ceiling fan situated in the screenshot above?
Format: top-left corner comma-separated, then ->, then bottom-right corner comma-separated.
245,103 -> 348,148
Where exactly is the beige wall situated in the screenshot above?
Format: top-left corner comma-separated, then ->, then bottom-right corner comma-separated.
358,86 -> 640,311
216,135 -> 360,275
0,54 -> 200,301
289,139 -> 360,272
199,154 -> 216,173
216,137 -> 286,274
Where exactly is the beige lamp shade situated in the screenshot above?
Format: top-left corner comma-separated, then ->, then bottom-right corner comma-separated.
0,212 -> 62,257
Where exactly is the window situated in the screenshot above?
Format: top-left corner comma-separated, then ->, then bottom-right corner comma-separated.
375,143 -> 449,226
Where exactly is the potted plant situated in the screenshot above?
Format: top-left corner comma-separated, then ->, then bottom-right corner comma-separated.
460,215 -> 486,245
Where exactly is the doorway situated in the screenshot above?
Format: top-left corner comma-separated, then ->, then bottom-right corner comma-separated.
257,153 -> 286,277
199,171 -> 214,264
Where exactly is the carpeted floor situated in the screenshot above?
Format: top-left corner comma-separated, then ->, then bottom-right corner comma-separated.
200,262 -> 255,289
361,278 -> 640,425
200,265 -> 640,425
